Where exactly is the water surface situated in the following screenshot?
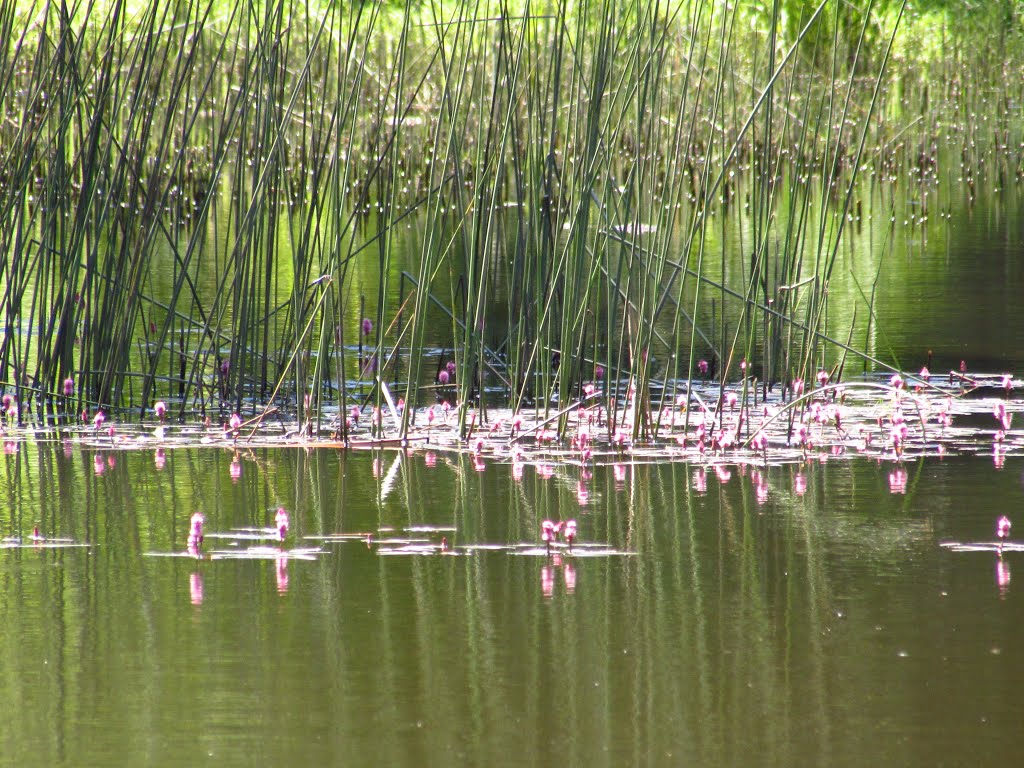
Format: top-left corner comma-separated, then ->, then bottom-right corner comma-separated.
1,446 -> 1021,766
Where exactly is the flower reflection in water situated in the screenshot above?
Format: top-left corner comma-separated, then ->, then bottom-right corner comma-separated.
997,556 -> 1011,598
993,446 -> 1006,470
541,554 -> 577,599
190,572 -> 204,606
692,468 -> 706,495
752,470 -> 769,505
541,565 -> 555,599
576,482 -> 589,506
276,555 -> 289,594
564,562 -> 577,594
888,468 -> 908,494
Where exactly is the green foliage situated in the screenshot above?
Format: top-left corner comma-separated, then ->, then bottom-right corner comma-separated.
0,0 -> 1013,438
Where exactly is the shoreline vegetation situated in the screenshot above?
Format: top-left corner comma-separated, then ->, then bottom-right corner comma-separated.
5,370 -> 1020,479
2,0 -> 1023,456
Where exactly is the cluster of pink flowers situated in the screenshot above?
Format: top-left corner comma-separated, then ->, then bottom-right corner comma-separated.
889,413 -> 909,458
541,519 -> 577,550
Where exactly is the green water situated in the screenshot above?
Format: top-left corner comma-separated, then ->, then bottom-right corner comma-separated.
1,446 -> 1021,766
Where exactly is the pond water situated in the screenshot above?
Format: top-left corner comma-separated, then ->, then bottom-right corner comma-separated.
2,444 -> 1021,766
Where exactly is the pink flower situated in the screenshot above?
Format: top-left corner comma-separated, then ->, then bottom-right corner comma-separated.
594,365 -> 605,380
361,317 -> 373,336
541,520 -> 556,544
188,512 -> 205,547
154,401 -> 167,421
998,515 -> 1012,541
794,423 -> 809,447
438,370 -> 449,385
63,377 -> 74,396
817,369 -> 829,387
564,520 -> 577,547
697,359 -> 709,376
890,421 -> 909,453
275,507 -> 290,540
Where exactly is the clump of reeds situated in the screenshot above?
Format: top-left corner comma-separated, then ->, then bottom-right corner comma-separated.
0,0 -> 1017,442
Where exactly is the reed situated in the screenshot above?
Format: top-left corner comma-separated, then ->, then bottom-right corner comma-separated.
0,0 -> 1017,438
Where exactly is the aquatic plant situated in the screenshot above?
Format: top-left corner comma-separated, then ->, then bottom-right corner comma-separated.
0,0 -> 1018,454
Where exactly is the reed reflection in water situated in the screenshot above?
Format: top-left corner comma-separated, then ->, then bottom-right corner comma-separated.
1,446 -> 1023,766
